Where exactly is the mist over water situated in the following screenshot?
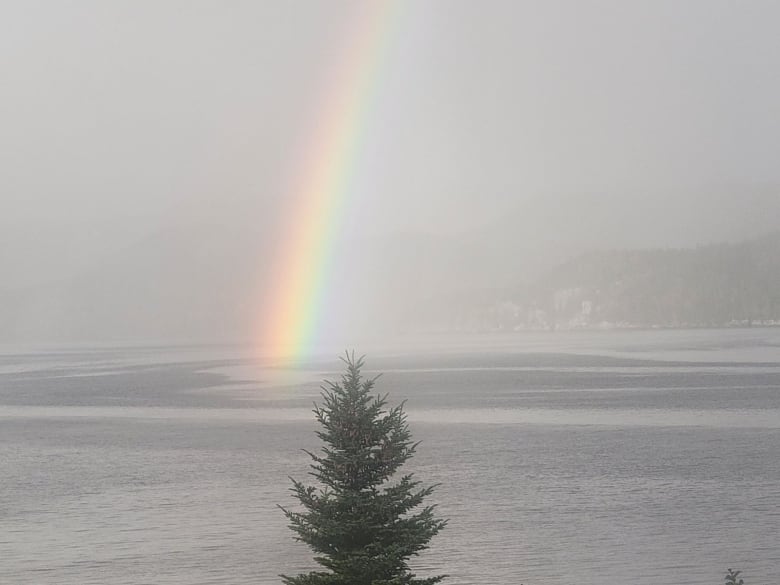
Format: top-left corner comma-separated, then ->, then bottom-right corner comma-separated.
2,330 -> 779,584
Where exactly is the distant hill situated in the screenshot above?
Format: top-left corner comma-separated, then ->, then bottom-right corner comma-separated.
404,231 -> 780,332
344,189 -> 780,334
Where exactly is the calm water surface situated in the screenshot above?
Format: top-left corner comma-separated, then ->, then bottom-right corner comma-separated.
1,330 -> 779,584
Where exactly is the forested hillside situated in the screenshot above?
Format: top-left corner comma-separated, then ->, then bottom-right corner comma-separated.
540,231 -> 780,328
407,232 -> 780,331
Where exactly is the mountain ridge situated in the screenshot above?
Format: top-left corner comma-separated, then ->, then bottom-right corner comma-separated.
401,230 -> 780,332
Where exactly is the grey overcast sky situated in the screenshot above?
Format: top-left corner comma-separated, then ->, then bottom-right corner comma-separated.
1,0 -> 780,345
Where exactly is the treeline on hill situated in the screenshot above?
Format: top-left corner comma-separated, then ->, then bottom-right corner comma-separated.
541,230 -> 780,328
405,231 -> 780,331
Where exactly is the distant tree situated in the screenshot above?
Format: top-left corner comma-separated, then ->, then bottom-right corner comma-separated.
280,353 -> 447,585
725,568 -> 744,585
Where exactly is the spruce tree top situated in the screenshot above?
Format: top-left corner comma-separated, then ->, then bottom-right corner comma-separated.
280,353 -> 447,585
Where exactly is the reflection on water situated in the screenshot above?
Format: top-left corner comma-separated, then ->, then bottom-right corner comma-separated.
1,330 -> 779,584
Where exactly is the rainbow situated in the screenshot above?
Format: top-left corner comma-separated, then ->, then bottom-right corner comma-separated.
259,1 -> 402,363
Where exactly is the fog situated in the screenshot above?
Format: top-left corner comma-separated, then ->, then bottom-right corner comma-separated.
2,0 -> 779,347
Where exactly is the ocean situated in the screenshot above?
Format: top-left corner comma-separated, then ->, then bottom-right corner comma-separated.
1,329 -> 779,584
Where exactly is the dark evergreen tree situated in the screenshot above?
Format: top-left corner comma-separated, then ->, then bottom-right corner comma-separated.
280,353 -> 447,585
725,569 -> 744,585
